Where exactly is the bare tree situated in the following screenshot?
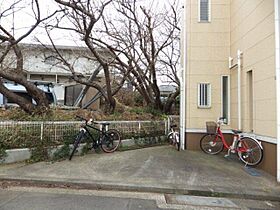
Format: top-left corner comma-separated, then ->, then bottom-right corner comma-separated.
46,0 -> 180,113
92,0 -> 181,113
0,0 -> 60,114
44,0 -> 122,113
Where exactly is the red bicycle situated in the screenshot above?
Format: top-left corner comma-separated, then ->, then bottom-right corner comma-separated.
200,117 -> 263,166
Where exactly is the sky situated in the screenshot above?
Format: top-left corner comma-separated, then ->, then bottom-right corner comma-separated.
1,0 -> 83,46
0,0 -> 183,46
0,0 -> 183,85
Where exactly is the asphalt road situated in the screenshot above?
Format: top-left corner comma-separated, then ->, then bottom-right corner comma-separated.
0,188 -> 161,210
1,186 -> 280,210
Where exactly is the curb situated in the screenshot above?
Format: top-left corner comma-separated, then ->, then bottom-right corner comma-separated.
1,177 -> 280,202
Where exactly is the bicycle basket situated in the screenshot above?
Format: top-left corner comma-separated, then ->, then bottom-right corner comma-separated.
206,121 -> 217,134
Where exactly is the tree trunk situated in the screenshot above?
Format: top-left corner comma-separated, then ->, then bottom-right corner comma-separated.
0,71 -> 50,114
103,64 -> 116,113
163,88 -> 180,114
0,69 -> 49,112
0,81 -> 35,114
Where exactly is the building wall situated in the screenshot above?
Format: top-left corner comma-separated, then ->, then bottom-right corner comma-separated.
184,0 -> 277,177
185,0 -> 231,129
23,47 -> 99,75
230,0 -> 276,137
185,0 -> 276,135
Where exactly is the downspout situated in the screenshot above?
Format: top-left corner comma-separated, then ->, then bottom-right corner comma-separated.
179,2 -> 187,150
237,50 -> 243,130
274,0 -> 280,183
229,50 -> 243,130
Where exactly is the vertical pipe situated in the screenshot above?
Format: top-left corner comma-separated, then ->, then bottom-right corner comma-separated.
274,0 -> 280,183
237,50 -> 242,130
180,1 -> 187,150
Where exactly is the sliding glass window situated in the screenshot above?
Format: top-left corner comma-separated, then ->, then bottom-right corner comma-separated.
221,76 -> 230,124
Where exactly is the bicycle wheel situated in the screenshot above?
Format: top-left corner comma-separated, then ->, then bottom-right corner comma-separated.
174,132 -> 180,151
200,134 -> 224,155
69,131 -> 84,160
237,137 -> 263,166
101,129 -> 121,153
167,133 -> 175,145
168,132 -> 180,151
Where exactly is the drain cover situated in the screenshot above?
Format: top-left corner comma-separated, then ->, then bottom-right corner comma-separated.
244,167 -> 262,176
165,194 -> 239,208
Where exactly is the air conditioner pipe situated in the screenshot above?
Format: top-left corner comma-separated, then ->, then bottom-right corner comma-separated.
237,50 -> 243,130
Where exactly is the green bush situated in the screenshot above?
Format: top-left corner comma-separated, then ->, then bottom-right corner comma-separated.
129,106 -> 165,118
0,146 -> 7,162
29,141 -> 49,163
52,145 -> 70,161
0,127 -> 41,149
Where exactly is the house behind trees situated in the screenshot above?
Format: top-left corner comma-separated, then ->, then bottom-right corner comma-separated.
0,44 -> 112,109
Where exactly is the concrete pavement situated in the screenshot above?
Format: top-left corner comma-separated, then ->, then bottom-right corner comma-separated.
1,186 -> 280,210
0,146 -> 280,207
0,188 -> 162,210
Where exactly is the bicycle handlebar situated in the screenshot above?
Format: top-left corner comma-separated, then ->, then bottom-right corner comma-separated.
75,115 -> 98,125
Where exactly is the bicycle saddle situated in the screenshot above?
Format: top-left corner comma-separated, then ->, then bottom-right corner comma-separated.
232,129 -> 242,134
170,124 -> 177,128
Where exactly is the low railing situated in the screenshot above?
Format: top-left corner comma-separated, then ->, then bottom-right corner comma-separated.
0,118 -> 179,149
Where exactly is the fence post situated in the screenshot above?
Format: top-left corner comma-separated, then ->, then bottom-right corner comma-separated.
165,117 -> 170,135
165,119 -> 167,135
40,122 -> 44,141
138,122 -> 141,134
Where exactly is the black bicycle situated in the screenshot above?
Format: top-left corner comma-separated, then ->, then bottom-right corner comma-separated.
69,116 -> 121,160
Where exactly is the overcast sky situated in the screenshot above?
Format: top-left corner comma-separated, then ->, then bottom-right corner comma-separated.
0,0 -> 182,85
0,0 -> 183,46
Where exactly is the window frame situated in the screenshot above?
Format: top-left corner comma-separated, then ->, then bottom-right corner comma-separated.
197,82 -> 211,108
198,0 -> 211,23
221,75 -> 230,125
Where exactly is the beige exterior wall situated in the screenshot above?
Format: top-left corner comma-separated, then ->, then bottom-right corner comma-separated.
185,0 -> 276,138
185,0 -> 231,129
230,0 -> 276,137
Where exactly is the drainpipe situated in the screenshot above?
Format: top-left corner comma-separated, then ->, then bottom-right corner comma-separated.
237,50 -> 243,130
229,50 -> 243,130
179,3 -> 187,150
274,0 -> 280,183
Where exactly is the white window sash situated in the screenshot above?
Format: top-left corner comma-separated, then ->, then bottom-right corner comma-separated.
198,83 -> 211,108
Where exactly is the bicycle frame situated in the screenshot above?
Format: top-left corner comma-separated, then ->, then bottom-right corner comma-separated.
215,123 -> 263,153
215,126 -> 232,150
80,123 -> 107,147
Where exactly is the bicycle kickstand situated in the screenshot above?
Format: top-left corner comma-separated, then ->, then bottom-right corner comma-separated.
224,149 -> 231,158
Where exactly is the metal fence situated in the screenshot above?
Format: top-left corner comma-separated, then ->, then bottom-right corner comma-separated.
166,115 -> 180,132
0,118 -> 178,149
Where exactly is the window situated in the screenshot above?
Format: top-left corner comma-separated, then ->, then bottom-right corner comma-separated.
198,83 -> 211,108
199,0 -> 211,22
221,76 -> 230,124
